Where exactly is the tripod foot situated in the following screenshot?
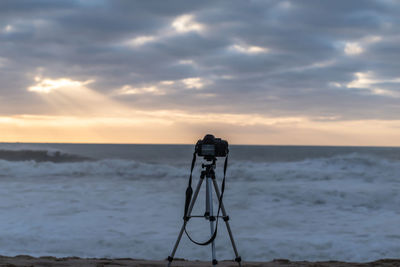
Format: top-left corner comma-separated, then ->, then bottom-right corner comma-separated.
167,256 -> 173,267
235,256 -> 242,267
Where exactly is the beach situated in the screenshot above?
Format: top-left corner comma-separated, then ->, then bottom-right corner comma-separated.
0,256 -> 400,267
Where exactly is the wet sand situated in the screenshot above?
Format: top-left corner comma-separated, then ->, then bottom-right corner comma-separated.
0,256 -> 399,267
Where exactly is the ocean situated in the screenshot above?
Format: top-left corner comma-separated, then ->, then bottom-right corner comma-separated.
0,143 -> 399,262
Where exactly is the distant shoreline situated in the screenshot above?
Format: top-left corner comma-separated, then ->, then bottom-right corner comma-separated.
0,256 -> 399,266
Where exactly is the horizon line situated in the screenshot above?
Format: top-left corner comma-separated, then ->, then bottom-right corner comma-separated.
0,141 -> 399,148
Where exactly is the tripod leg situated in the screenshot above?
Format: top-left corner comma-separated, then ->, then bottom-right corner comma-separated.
167,177 -> 204,267
211,179 -> 242,267
206,177 -> 218,265
205,176 -> 210,217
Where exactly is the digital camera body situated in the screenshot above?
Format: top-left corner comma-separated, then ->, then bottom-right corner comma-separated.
195,134 -> 229,159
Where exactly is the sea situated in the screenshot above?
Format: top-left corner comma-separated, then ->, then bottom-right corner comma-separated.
0,142 -> 399,262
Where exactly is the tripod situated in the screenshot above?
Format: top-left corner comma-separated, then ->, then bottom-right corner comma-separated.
167,158 -> 242,266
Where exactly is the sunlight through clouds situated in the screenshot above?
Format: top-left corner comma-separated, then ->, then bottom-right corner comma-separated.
27,76 -> 130,116
28,77 -> 93,94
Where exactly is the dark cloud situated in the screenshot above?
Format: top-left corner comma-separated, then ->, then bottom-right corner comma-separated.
0,0 -> 400,120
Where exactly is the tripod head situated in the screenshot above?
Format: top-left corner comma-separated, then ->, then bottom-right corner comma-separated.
201,158 -> 217,178
202,157 -> 216,167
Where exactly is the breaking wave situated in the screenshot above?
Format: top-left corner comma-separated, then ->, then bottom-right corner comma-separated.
0,149 -> 90,163
0,151 -> 398,183
0,150 -> 399,261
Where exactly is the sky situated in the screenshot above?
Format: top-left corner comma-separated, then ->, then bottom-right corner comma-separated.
0,0 -> 400,145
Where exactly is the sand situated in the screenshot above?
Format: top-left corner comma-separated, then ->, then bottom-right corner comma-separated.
0,256 -> 399,267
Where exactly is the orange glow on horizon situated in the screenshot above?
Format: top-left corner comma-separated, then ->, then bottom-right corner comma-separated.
1,76 -> 399,146
1,113 -> 400,146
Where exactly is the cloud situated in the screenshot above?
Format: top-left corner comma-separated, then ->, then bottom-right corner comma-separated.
121,14 -> 206,51
28,77 -> 93,94
1,0 -> 400,144
346,71 -> 400,97
125,35 -> 156,47
344,42 -> 363,55
160,80 -> 175,85
343,35 -> 382,55
181,77 -> 206,89
116,85 -> 165,95
230,44 -> 269,54
1,24 -> 14,33
178,59 -> 195,65
171,14 -> 204,33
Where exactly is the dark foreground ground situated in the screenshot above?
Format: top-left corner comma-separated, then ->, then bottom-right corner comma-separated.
0,256 -> 399,267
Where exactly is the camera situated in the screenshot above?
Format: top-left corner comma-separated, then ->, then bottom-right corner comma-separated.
195,134 -> 229,159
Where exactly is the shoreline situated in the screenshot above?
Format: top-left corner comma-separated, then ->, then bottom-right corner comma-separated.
0,256 -> 399,266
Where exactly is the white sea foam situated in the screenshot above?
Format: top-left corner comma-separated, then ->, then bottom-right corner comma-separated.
0,143 -> 64,153
0,153 -> 399,261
